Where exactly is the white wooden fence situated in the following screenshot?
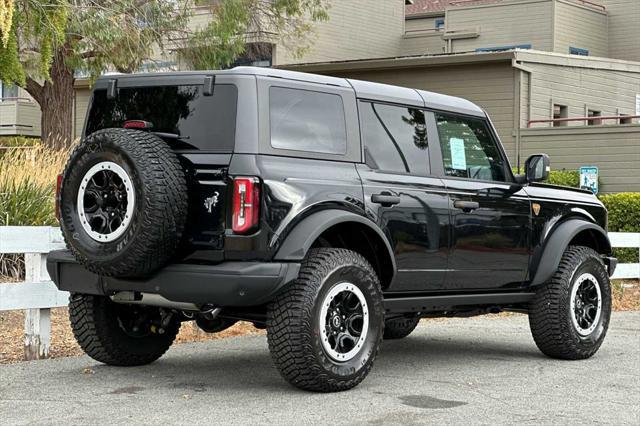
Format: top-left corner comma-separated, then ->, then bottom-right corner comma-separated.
1,226 -> 639,360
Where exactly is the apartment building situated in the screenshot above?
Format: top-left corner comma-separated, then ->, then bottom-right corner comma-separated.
1,0 -> 638,191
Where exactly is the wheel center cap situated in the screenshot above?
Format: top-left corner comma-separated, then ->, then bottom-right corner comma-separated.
331,315 -> 342,329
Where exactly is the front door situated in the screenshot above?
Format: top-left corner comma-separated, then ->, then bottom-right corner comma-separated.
433,112 -> 531,290
357,101 -> 450,292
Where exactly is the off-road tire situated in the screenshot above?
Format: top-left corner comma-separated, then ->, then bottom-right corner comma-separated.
528,246 -> 611,360
59,128 -> 187,278
384,316 -> 420,340
267,248 -> 385,392
69,294 -> 180,366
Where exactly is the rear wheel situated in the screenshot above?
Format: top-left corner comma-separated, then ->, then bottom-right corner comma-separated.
69,294 -> 180,366
528,246 -> 611,360
267,248 -> 384,392
384,316 -> 420,340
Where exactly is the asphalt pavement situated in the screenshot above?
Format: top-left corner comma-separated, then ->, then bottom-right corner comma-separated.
1,312 -> 638,425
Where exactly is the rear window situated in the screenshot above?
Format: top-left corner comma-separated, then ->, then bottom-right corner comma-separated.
269,86 -> 347,155
85,84 -> 237,151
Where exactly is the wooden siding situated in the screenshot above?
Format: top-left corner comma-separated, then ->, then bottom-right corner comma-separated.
275,0 -> 404,65
402,17 -> 447,55
553,0 -> 608,58
523,60 -> 640,127
600,0 -> 640,62
446,0 -> 554,53
0,101 -> 41,137
520,126 -> 640,193
329,62 -> 518,159
74,88 -> 91,140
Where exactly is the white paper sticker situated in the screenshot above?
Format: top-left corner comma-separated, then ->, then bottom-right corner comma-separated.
449,137 -> 467,170
636,94 -> 640,116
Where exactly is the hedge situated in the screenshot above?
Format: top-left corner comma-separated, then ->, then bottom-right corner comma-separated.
600,193 -> 640,264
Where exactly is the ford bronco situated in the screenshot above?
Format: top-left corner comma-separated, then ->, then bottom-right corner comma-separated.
48,67 -> 616,392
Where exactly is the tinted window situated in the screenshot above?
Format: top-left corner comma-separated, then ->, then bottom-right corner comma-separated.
359,102 -> 429,174
269,86 -> 347,155
435,113 -> 506,182
85,84 -> 237,151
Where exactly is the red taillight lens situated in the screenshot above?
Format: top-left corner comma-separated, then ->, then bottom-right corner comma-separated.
123,120 -> 153,130
232,177 -> 260,234
55,174 -> 63,221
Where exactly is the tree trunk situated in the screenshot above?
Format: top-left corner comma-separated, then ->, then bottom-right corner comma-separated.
25,48 -> 75,150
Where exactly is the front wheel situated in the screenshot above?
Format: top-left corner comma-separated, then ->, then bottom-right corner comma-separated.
267,248 -> 384,392
528,246 -> 611,360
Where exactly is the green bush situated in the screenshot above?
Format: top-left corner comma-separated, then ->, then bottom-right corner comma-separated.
0,178 -> 57,226
512,167 -> 580,188
600,193 -> 640,264
0,136 -> 40,148
546,170 -> 580,188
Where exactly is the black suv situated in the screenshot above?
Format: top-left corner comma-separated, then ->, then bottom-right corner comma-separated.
48,67 -> 617,392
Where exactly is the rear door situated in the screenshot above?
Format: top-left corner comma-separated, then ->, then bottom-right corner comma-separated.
433,112 -> 531,290
357,101 -> 450,292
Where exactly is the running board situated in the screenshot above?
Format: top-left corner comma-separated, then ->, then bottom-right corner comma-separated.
383,292 -> 535,314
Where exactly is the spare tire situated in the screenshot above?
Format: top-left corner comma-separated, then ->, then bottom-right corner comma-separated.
59,128 -> 188,278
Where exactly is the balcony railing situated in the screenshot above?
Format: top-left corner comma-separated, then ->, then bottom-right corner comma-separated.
0,98 -> 41,137
527,115 -> 640,128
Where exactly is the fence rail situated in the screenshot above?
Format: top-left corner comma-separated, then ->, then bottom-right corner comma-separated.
1,226 -> 639,359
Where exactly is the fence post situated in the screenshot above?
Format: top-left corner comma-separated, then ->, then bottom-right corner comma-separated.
23,253 -> 51,360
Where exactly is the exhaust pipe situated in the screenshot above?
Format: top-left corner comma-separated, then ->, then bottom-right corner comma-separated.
111,291 -> 200,311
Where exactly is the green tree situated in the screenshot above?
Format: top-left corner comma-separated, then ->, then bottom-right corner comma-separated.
0,0 -> 329,149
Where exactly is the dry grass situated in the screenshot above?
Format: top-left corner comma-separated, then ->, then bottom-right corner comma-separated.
0,146 -> 70,279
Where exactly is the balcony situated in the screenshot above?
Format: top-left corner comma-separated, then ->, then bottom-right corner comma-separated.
0,98 -> 41,137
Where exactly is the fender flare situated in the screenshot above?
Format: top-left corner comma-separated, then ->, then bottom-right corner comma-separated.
273,209 -> 396,275
530,219 -> 611,286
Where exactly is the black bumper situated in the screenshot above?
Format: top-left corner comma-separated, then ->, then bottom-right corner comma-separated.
46,250 -> 301,307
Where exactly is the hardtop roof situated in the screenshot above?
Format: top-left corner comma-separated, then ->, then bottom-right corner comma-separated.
94,66 -> 485,116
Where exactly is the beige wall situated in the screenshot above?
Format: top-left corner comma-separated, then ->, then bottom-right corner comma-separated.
601,0 -> 640,62
446,0 -> 554,53
520,58 -> 640,127
520,126 -> 640,193
553,0 -> 608,57
401,16 -> 446,55
328,61 -> 518,159
0,100 -> 41,137
73,87 -> 91,140
274,0 -> 404,65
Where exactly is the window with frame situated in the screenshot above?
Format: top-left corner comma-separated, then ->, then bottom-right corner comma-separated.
435,113 -> 507,182
269,86 -> 347,155
359,101 -> 429,175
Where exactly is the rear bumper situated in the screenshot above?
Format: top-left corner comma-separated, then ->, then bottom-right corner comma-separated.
46,250 -> 300,307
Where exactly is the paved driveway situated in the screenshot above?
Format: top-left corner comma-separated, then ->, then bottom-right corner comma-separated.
1,312 -> 638,425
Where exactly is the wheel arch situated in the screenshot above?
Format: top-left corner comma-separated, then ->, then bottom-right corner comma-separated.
273,210 -> 396,289
530,219 -> 612,286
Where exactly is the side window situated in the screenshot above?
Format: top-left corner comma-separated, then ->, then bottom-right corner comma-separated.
359,101 -> 429,175
269,86 -> 347,155
435,113 -> 507,182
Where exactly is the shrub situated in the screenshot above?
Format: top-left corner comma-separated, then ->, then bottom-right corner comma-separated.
513,167 -> 581,188
0,146 -> 69,280
0,136 -> 40,148
600,193 -> 640,265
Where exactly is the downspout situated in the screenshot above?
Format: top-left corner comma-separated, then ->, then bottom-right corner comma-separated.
512,57 -> 533,172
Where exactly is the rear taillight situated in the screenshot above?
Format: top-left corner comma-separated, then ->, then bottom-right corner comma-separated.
232,177 -> 260,234
123,120 -> 153,130
55,174 -> 63,221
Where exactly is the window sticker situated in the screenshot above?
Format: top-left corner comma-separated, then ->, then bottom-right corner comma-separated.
449,137 -> 467,170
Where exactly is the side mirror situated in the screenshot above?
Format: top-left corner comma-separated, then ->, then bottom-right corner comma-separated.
525,154 -> 550,183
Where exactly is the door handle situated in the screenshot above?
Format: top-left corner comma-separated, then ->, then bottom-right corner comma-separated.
454,200 -> 480,212
371,193 -> 401,207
